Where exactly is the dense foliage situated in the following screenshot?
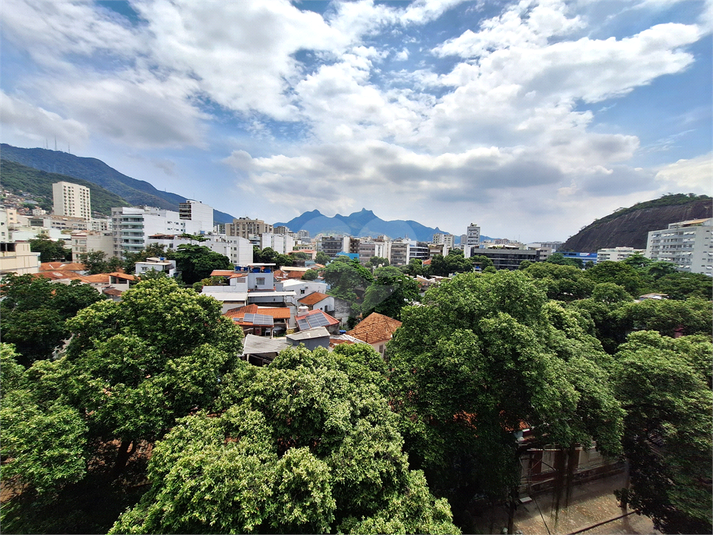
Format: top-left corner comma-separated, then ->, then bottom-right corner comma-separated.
30,234 -> 72,262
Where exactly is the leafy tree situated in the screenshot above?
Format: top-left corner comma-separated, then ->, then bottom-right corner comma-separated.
388,271 -> 623,529
615,296 -> 712,338
110,345 -> 459,534
172,244 -> 231,285
654,271 -> 712,300
524,262 -> 595,301
584,261 -> 646,296
123,243 -> 171,273
430,249 -> 472,277
315,251 -> 331,265
612,331 -> 713,534
323,258 -> 373,304
0,274 -> 106,365
367,256 -> 390,269
470,254 -> 494,271
401,258 -> 426,277
302,268 -> 319,281
362,266 -> 420,320
30,234 -> 72,262
78,251 -> 109,274
546,252 -> 583,268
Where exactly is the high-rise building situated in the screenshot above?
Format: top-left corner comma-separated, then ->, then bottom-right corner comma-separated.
53,181 -> 92,220
464,223 -> 480,258
646,218 -> 713,276
179,200 -> 213,233
432,233 -> 455,248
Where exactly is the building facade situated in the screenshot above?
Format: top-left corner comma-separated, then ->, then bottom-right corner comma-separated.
464,223 -> 481,258
597,246 -> 645,263
226,217 -> 273,239
179,200 -> 213,234
646,218 -> 713,276
53,181 -> 92,220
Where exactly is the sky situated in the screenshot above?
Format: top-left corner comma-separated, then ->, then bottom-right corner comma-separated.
1,0 -> 711,242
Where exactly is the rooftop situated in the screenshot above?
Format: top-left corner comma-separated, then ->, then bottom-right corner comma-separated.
347,312 -> 402,344
298,291 -> 330,306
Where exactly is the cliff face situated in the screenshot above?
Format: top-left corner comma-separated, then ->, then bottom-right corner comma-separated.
562,196 -> 712,252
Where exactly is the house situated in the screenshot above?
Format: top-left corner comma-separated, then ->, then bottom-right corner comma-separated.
295,309 -> 341,334
108,272 -> 136,292
346,312 -> 402,357
298,291 -> 334,314
135,257 -> 177,277
286,327 -> 331,351
225,304 -> 292,334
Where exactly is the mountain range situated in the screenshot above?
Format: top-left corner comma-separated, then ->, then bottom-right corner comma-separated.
275,208 -> 456,242
0,144 -> 236,224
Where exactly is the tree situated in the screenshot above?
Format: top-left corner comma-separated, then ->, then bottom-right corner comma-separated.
470,254 -> 494,271
612,332 -> 713,534
0,274 -> 106,365
109,345 -> 459,534
524,262 -> 595,301
123,243 -> 171,274
429,250 -> 472,277
30,234 -> 71,262
615,296 -> 712,338
388,271 -> 623,528
79,251 -> 109,274
584,261 -> 646,296
654,271 -> 712,300
302,268 -> 319,281
367,256 -> 390,269
172,244 -> 231,285
362,266 -> 420,320
323,258 -> 373,305
546,252 -> 583,268
315,251 -> 331,265
401,258 -> 426,277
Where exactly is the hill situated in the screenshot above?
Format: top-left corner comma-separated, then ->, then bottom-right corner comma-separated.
275,208 -> 453,242
0,144 -> 236,224
0,159 -> 130,217
562,194 -> 712,251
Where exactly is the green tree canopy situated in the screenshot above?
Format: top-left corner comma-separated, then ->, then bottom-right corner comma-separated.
612,331 -> 713,534
110,344 -> 459,534
429,249 -> 472,277
315,251 -> 331,265
524,262 -> 595,301
323,258 -> 373,305
584,260 -> 646,296
388,271 -> 623,526
172,244 -> 231,285
0,274 -> 106,365
302,268 -> 319,281
367,256 -> 390,269
362,266 -> 420,320
77,251 -> 123,274
30,234 -> 72,263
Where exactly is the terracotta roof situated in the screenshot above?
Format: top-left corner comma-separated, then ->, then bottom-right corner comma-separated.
109,272 -> 136,281
346,312 -> 402,344
35,270 -> 82,281
211,270 -> 237,277
103,287 -> 123,296
40,262 -> 85,272
298,291 -> 330,306
286,271 -> 304,279
224,304 -> 291,320
79,274 -> 111,284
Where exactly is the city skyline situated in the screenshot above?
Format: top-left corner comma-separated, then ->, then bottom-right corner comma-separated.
1,0 -> 711,242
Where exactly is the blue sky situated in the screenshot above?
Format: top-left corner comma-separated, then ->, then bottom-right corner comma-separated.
1,0 -> 710,242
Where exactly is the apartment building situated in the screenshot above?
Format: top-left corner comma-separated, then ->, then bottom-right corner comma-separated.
147,234 -> 253,266
646,218 -> 713,276
226,217 -> 273,239
179,200 -> 213,233
597,246 -> 645,263
464,223 -> 481,258
390,239 -> 410,266
53,181 -> 92,220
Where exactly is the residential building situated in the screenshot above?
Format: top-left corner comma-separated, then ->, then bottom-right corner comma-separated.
135,257 -> 177,277
260,232 -> 295,255
646,218 -> 713,276
474,248 -> 543,270
274,225 -> 290,235
179,200 -> 213,234
432,233 -> 455,248
70,230 -> 114,258
31,214 -> 88,231
111,206 -> 210,258
0,241 -> 41,275
297,230 -> 310,239
408,241 -> 429,262
597,246 -> 645,263
298,291 -> 334,314
147,234 -> 253,266
53,181 -> 92,220
390,239 -> 410,266
346,312 -> 402,358
226,217 -> 273,239
319,235 -> 347,258
464,223 -> 480,258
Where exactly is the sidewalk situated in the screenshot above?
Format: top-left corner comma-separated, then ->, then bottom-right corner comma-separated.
512,472 -> 659,535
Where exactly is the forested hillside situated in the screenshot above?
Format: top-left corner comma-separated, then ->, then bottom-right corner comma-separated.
562,194 -> 712,251
0,159 -> 129,216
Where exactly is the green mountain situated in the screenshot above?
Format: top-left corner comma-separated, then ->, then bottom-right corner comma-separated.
562,193 -> 712,252
0,159 -> 130,216
0,144 -> 236,224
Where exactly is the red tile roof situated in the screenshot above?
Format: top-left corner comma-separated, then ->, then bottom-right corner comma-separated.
224,305 -> 291,320
298,291 -> 330,306
109,272 -> 136,281
346,312 -> 402,344
295,309 -> 339,327
40,262 -> 85,272
211,270 -> 238,277
35,271 -> 82,281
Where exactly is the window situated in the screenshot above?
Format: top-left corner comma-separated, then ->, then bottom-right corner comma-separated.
256,277 -> 265,285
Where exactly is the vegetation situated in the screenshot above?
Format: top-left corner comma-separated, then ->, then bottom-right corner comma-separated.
30,234 -> 72,262
0,159 -> 130,216
253,246 -> 294,267
78,251 -> 124,274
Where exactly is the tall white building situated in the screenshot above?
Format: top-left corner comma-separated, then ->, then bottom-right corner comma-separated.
53,181 -> 92,220
179,200 -> 213,234
645,218 -> 713,276
432,233 -> 455,248
464,223 -> 481,259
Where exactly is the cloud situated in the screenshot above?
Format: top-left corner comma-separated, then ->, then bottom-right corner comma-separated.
654,153 -> 713,191
0,91 -> 89,147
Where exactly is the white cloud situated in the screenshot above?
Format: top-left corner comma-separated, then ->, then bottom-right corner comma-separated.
0,91 -> 89,147
654,153 -> 713,191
